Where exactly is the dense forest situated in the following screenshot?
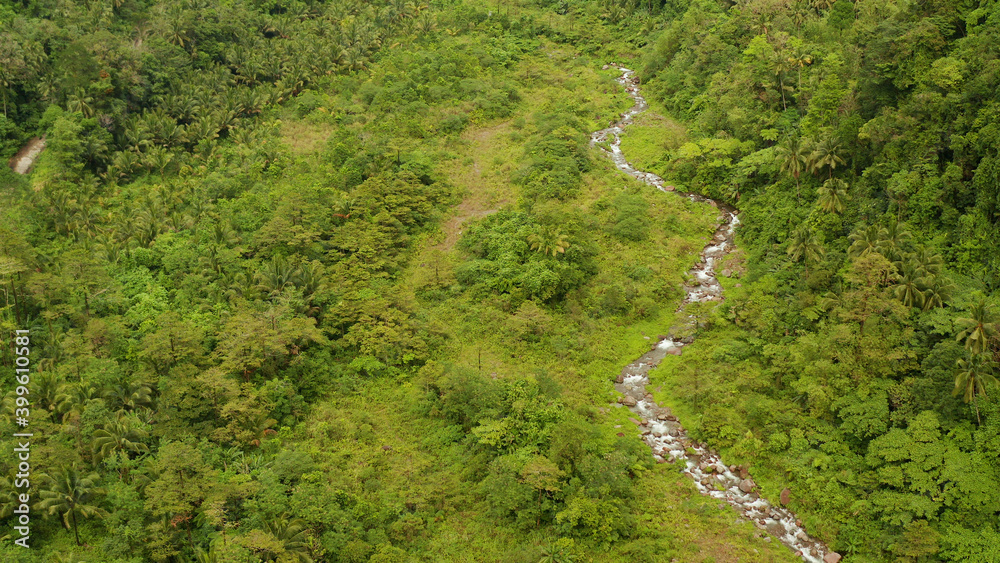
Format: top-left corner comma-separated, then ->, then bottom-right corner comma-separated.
0,0 -> 998,562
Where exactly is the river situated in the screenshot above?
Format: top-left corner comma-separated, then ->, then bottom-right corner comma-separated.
593,65 -> 839,563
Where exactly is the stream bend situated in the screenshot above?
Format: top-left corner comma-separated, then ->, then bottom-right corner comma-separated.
593,65 -> 836,563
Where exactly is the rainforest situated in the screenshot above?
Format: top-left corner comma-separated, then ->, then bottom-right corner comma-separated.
0,0 -> 999,562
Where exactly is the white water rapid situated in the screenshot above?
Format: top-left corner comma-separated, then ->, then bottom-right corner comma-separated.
594,65 -> 838,563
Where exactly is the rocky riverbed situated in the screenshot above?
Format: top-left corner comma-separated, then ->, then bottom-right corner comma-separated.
593,64 -> 840,563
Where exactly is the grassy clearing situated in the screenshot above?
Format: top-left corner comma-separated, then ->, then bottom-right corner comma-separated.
273,19 -> 795,561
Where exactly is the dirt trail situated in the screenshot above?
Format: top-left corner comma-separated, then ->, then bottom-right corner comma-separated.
9,137 -> 45,174
433,123 -> 512,251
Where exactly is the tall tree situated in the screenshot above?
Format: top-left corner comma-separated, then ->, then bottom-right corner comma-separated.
954,355 -> 999,424
35,466 -> 107,546
956,298 -> 998,356
775,137 -> 810,201
816,178 -> 850,214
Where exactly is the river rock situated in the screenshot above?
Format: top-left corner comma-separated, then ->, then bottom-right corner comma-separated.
797,531 -> 808,542
739,479 -> 755,493
628,417 -> 641,425
739,466 -> 750,479
666,347 -> 682,356
602,64 -> 610,70
616,373 -> 625,383
780,488 -> 791,506
623,396 -> 637,407
823,553 -> 842,563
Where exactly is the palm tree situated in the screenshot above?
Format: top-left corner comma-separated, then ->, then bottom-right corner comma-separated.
811,0 -> 835,12
816,178 -> 850,214
920,276 -> 955,311
954,355 -> 999,424
848,224 -> 886,258
35,466 -> 107,546
527,227 -> 570,257
775,137 -> 810,201
103,382 -> 154,413
912,247 -> 944,278
809,137 -> 846,179
787,47 -> 812,94
877,218 -> 912,263
92,413 -> 151,470
955,298 -> 998,355
55,383 -> 101,424
786,226 -> 825,275
256,256 -> 300,298
261,515 -> 313,562
893,264 -> 925,309
0,470 -> 19,519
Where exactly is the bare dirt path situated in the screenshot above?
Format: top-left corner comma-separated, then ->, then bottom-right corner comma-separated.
432,122 -> 513,251
8,137 -> 45,175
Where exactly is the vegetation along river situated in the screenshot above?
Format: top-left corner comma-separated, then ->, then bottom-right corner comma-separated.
593,65 -> 841,563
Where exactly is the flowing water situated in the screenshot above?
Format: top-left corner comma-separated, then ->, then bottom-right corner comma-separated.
593,66 -> 837,563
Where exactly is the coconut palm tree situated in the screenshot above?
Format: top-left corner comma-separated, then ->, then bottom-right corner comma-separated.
260,515 -> 313,562
877,218 -> 912,263
955,297 -> 998,355
256,256 -> 300,298
35,466 -> 107,546
103,381 -> 154,413
786,226 -> 825,275
775,137 -> 810,201
92,413 -> 151,474
920,276 -> 955,311
954,354 -> 999,424
848,224 -> 886,258
893,264 -> 925,309
816,178 -> 850,214
912,246 -> 944,278
809,137 -> 846,179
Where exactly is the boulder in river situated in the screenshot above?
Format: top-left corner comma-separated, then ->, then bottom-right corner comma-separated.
780,488 -> 791,506
739,479 -> 755,493
623,396 -> 637,407
824,553 -> 842,563
616,373 -> 625,383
